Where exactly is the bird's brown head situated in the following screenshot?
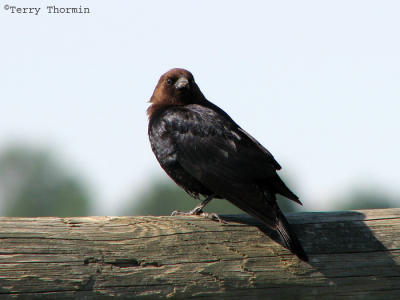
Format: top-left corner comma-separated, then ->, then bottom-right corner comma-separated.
147,68 -> 205,117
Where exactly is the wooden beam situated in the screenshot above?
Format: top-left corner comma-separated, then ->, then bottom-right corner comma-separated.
0,209 -> 399,299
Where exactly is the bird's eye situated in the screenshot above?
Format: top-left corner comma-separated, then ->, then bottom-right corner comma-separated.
166,78 -> 173,86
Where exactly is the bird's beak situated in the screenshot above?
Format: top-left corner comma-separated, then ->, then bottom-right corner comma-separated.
175,77 -> 189,90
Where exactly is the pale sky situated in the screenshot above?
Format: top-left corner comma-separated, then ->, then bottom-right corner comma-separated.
1,1 -> 399,214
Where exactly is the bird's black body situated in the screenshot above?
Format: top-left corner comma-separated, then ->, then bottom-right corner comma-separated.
148,68 -> 308,261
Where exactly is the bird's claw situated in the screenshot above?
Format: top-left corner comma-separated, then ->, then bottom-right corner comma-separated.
171,210 -> 187,216
200,212 -> 226,223
171,206 -> 204,216
171,210 -> 225,223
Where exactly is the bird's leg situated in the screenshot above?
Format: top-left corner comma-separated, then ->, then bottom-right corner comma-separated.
188,195 -> 213,214
171,195 -> 224,222
171,195 -> 213,216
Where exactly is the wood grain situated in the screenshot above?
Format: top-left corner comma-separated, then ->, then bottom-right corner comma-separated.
0,209 -> 399,299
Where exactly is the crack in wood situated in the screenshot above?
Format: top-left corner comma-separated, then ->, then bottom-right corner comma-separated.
83,255 -> 162,269
77,275 -> 96,292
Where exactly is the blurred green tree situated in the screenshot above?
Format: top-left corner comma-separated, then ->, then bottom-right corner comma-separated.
123,177 -> 301,216
0,144 -> 92,217
332,186 -> 398,210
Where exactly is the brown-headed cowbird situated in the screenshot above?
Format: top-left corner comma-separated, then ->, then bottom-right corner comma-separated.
147,68 -> 308,261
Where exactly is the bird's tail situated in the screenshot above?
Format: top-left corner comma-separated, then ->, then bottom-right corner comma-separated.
232,198 -> 308,261
228,189 -> 308,261
275,210 -> 308,261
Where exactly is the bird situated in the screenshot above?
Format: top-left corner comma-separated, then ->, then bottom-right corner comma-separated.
147,68 -> 308,261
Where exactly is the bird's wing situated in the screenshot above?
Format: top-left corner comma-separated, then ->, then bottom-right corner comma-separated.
237,127 -> 282,170
162,105 -> 281,202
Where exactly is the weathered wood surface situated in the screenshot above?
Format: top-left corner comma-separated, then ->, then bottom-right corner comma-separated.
0,209 -> 399,299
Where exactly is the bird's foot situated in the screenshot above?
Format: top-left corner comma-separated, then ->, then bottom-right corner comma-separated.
171,210 -> 193,216
171,205 -> 203,216
199,211 -> 226,223
171,209 -> 225,223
